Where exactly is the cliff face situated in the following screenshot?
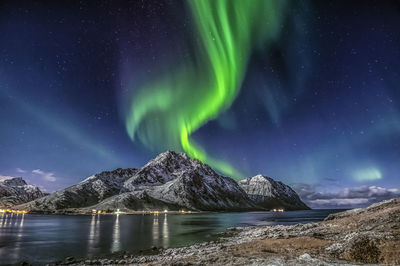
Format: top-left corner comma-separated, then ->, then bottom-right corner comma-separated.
238,175 -> 310,210
0,176 -> 44,207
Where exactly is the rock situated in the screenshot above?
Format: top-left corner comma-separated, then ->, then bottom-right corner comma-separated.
298,253 -> 313,260
64,256 -> 75,264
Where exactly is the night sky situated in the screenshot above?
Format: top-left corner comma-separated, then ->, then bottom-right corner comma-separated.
1,0 -> 399,208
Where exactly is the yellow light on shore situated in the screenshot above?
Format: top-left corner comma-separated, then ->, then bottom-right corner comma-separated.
0,209 -> 28,214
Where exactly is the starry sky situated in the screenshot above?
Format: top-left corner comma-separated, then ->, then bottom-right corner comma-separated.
0,0 -> 399,208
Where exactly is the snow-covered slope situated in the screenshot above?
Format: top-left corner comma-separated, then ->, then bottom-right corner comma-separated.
16,168 -> 137,212
238,175 -> 309,210
123,151 -> 203,191
147,165 -> 255,211
85,190 -> 183,212
94,151 -> 256,211
0,176 -> 44,207
14,152 -> 309,213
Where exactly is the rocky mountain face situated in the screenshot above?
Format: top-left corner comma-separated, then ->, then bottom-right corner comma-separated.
15,151 -> 309,212
16,168 -> 137,212
92,151 -> 256,212
0,176 -> 44,207
238,174 -> 310,210
122,151 -> 197,191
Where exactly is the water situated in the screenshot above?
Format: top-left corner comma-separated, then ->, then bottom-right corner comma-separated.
0,210 -> 342,265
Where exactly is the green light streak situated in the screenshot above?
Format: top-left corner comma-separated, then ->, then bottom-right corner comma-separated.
125,0 -> 287,179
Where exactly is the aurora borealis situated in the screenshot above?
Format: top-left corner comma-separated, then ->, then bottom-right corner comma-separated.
125,0 -> 287,177
0,0 -> 399,207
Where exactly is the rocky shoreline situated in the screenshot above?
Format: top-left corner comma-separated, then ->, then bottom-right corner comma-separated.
49,198 -> 400,266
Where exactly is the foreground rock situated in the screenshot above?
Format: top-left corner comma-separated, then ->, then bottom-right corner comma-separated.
57,198 -> 400,265
0,176 -> 43,207
239,174 -> 310,210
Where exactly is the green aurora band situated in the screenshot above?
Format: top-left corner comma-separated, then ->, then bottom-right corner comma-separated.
126,0 -> 287,179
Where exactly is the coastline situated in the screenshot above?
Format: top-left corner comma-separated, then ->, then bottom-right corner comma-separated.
49,198 -> 400,265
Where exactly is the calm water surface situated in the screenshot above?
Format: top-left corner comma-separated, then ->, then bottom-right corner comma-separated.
0,210 -> 342,265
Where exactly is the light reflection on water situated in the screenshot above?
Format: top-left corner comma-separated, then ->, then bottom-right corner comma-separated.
111,214 -> 120,253
0,209 -> 342,265
163,214 -> 169,247
152,214 -> 158,245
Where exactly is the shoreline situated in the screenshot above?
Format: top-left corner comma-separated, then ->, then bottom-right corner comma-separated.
49,198 -> 399,265
13,208 -> 319,216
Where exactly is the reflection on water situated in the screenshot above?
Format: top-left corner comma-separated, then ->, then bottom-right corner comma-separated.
0,213 -> 4,227
151,214 -> 170,247
0,213 -> 26,261
0,213 -> 25,228
20,213 -> 25,227
111,214 -> 120,253
14,214 -> 25,261
0,209 -> 342,265
152,214 -> 158,245
88,214 -> 101,253
163,214 -> 169,247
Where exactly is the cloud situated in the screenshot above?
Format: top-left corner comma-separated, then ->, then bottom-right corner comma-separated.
16,168 -> 27,173
293,183 -> 400,208
32,169 -> 57,182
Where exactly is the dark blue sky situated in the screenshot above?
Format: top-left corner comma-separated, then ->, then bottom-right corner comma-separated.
0,1 -> 399,207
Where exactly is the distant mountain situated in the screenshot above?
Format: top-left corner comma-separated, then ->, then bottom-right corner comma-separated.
0,176 -> 44,207
16,168 -> 137,212
238,175 -> 310,210
15,151 -> 309,213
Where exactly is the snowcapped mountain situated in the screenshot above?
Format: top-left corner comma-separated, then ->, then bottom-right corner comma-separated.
146,164 -> 255,211
14,151 -> 309,213
122,151 -> 197,191
16,168 -> 137,212
238,174 -> 309,210
93,151 -> 255,211
0,176 -> 44,207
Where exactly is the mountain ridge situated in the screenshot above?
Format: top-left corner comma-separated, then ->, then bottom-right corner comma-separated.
14,151 -> 309,213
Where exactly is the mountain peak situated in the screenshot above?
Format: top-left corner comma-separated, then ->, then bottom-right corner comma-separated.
0,176 -> 43,208
239,174 -> 310,210
147,150 -> 194,165
123,150 -> 207,190
0,176 -> 27,187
